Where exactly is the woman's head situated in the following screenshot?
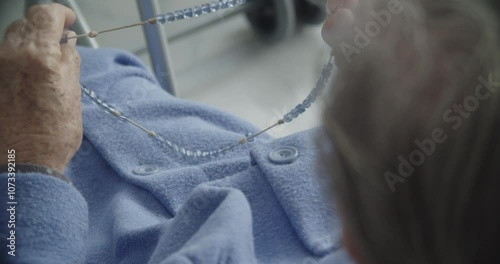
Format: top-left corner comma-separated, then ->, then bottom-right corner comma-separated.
320,0 -> 500,263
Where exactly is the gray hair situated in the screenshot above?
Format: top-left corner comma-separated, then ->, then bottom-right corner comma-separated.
320,0 -> 500,263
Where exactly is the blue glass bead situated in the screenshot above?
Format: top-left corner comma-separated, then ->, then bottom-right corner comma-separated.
165,13 -> 175,22
174,11 -> 184,20
180,147 -> 187,155
100,102 -> 109,109
220,0 -> 229,9
316,80 -> 325,88
210,1 -> 220,12
227,0 -> 237,7
283,113 -> 293,123
236,0 -> 246,4
201,4 -> 211,14
193,6 -> 203,17
295,104 -> 306,114
155,134 -> 164,143
302,98 -> 312,108
186,150 -> 193,157
196,150 -> 202,157
173,144 -> 179,152
156,14 -> 166,24
309,90 -> 318,101
245,133 -> 255,142
322,69 -> 331,78
183,8 -> 193,18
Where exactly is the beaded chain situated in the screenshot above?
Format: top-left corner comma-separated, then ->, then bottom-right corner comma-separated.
62,0 -> 248,42
81,55 -> 333,159
72,0 -> 335,159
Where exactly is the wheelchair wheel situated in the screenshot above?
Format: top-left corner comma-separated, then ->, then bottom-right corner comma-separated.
295,0 -> 327,25
246,0 -> 297,43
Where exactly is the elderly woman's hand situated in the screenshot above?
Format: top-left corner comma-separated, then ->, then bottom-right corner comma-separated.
0,4 -> 82,174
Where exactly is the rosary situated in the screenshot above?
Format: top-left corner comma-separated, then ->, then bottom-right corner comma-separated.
65,0 -> 334,159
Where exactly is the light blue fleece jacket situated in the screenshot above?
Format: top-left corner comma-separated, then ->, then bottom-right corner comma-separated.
0,47 -> 353,264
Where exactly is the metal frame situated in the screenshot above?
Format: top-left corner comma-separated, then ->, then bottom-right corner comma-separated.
137,0 -> 177,95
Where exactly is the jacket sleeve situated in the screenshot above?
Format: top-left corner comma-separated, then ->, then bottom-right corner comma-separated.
0,172 -> 88,264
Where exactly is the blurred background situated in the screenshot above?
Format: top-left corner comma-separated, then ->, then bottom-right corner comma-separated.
0,0 -> 332,137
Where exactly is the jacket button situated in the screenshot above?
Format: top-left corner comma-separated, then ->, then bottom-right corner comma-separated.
133,165 -> 159,175
269,146 -> 299,164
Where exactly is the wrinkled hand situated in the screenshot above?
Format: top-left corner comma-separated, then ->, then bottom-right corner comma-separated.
322,0 -> 357,66
0,4 -> 82,174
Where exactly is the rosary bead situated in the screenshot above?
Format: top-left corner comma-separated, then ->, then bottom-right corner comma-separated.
220,0 -> 230,9
302,98 -> 312,108
193,6 -> 203,17
245,133 -> 255,142
156,14 -> 166,24
283,114 -> 293,123
183,8 -> 194,18
156,13 -> 176,24
88,31 -> 98,38
318,78 -> 328,87
110,109 -> 121,117
322,66 -> 331,76
201,4 -> 211,14
174,11 -> 184,20
316,79 -> 325,88
147,131 -> 157,137
309,90 -> 318,102
210,1 -> 220,12
180,147 -> 187,155
295,105 -> 306,114
167,13 -> 176,22
154,134 -> 164,142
